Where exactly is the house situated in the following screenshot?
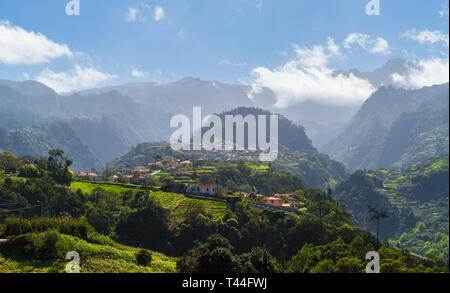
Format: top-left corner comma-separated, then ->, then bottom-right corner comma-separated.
187,184 -> 218,196
78,172 -> 101,181
167,166 -> 178,172
274,193 -> 291,199
130,174 -> 147,185
134,166 -> 149,173
148,161 -> 164,170
199,184 -> 218,196
108,175 -> 119,182
180,160 -> 193,167
123,175 -> 133,182
262,197 -> 283,207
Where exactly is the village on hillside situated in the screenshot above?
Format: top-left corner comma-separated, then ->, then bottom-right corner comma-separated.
73,154 -> 305,213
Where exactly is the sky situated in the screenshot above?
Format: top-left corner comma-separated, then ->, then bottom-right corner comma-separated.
0,0 -> 449,106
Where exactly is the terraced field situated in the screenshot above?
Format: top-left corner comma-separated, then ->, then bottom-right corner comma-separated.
70,180 -> 227,227
367,156 -> 449,259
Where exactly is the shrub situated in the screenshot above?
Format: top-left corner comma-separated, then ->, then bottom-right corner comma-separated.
4,216 -> 92,241
23,230 -> 61,260
136,249 -> 153,266
18,164 -> 41,178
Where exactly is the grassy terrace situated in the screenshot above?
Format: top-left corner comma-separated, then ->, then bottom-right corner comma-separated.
0,233 -> 177,273
370,156 -> 449,211
70,180 -> 227,227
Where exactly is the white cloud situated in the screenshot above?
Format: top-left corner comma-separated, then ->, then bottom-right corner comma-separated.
401,29 -> 449,47
125,7 -> 139,22
344,33 -> 391,55
439,5 -> 449,17
154,6 -> 165,22
35,65 -> 117,93
249,39 -> 376,108
219,59 -> 247,67
0,20 -> 73,65
391,58 -> 449,89
131,67 -> 147,78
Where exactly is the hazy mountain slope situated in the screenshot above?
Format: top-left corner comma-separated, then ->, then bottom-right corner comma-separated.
0,81 -> 172,168
323,83 -> 449,170
57,91 -> 172,144
68,117 -> 134,164
376,92 -> 449,169
0,85 -> 41,129
0,121 -> 102,171
340,58 -> 410,88
80,78 -> 254,117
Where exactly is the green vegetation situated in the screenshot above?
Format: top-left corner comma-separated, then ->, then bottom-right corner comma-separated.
334,156 -> 449,260
0,219 -> 176,273
1,150 -> 447,273
0,121 -> 102,171
109,142 -> 347,189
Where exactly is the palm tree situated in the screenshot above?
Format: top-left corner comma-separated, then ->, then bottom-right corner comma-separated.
368,205 -> 390,245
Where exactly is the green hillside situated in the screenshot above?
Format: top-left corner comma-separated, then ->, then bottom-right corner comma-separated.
324,83 -> 449,171
0,219 -> 177,273
1,151 -> 447,273
334,156 -> 449,259
109,142 -> 347,189
0,121 -> 102,171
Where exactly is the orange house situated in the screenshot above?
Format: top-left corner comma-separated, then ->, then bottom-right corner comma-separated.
262,197 -> 283,207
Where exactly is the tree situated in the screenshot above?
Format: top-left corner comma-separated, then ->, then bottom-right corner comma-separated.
368,205 -> 390,245
115,198 -> 170,252
248,247 -> 277,273
306,189 -> 332,225
0,152 -> 18,173
177,234 -> 238,273
136,249 -> 153,266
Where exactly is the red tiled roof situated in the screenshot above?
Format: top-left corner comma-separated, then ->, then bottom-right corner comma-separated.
199,184 -> 217,189
263,197 -> 282,201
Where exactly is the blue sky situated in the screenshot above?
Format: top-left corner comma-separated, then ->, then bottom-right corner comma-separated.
0,0 -> 448,94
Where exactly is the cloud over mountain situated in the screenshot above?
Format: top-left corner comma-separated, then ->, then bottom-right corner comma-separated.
249,38 -> 376,108
391,58 -> 449,89
0,20 -> 73,65
35,65 -> 117,93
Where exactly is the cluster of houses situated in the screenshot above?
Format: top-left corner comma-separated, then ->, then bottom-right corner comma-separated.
76,157 -> 196,185
75,156 -> 299,211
